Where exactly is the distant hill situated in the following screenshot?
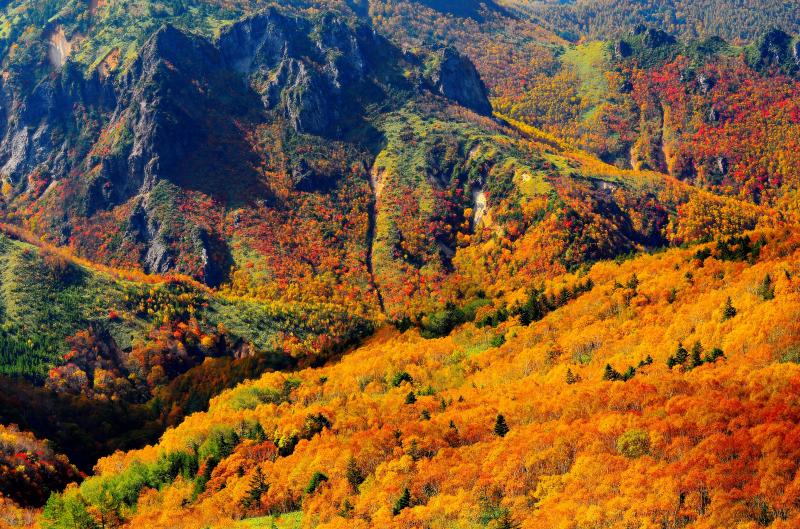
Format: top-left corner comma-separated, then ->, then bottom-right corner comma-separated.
507,0 -> 800,42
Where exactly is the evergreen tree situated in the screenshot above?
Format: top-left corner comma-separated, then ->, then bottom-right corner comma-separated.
405,391 -> 417,404
667,287 -> 678,304
666,355 -> 677,369
757,273 -> 775,301
621,366 -> 636,381
674,342 -> 689,365
565,368 -> 578,385
339,499 -> 354,518
392,488 -> 411,515
345,456 -> 364,492
602,363 -> 621,381
690,341 -> 704,368
304,471 -> 328,495
407,439 -> 421,461
242,466 -> 268,508
494,414 -> 510,437
391,371 -> 413,387
705,347 -> 726,363
495,510 -> 522,529
722,297 -> 737,321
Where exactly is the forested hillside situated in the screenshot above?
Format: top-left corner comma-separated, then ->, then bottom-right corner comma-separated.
40,227 -> 800,529
508,0 -> 800,42
0,0 -> 799,527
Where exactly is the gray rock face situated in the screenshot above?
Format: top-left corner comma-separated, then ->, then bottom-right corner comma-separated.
615,40 -> 632,58
122,25 -> 222,196
126,198 -> 174,275
0,57 -> 113,193
714,156 -> 728,176
218,9 -> 379,135
315,13 -> 368,87
0,8 -> 495,283
217,9 -> 296,74
641,28 -> 676,48
267,58 -> 332,135
759,29 -> 792,65
696,73 -> 715,95
428,47 -> 491,115
750,29 -> 798,74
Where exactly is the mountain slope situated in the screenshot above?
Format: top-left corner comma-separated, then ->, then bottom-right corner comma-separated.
492,26 -> 800,213
1,0 -> 800,524
507,0 -> 800,42
41,226 -> 800,528
0,224 -> 373,480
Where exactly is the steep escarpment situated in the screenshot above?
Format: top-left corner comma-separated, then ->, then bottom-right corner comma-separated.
0,8 -> 491,291
425,46 -> 492,115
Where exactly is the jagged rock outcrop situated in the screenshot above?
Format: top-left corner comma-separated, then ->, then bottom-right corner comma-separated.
749,29 -> 798,73
427,47 -> 491,115
641,28 -> 676,48
265,58 -> 333,135
217,9 -> 392,135
757,29 -> 792,65
0,58 -> 113,191
696,72 -> 715,94
113,24 -> 241,203
0,8 -> 495,284
125,198 -> 173,274
614,40 -> 632,59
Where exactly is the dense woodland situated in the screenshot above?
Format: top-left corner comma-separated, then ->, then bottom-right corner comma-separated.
511,0 -> 800,42
36,227 -> 800,529
0,0 -> 798,527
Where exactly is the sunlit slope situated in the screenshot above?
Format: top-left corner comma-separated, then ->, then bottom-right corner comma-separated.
44,226 -> 800,528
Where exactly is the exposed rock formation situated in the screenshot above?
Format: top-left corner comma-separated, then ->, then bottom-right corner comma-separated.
427,47 -> 492,115
0,9 -> 494,284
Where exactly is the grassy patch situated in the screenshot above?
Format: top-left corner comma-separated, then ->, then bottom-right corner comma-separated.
236,512 -> 303,528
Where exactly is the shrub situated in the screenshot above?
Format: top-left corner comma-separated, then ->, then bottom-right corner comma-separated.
757,274 -> 775,301
229,386 -> 284,410
617,430 -> 651,458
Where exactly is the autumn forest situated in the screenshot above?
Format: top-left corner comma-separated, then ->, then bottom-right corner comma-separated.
0,0 -> 800,528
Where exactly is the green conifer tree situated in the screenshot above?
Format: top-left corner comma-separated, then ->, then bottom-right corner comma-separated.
566,368 -> 578,384
392,488 -> 411,515
722,297 -> 737,321
494,414 -> 510,437
690,341 -> 704,368
242,466 -> 268,508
